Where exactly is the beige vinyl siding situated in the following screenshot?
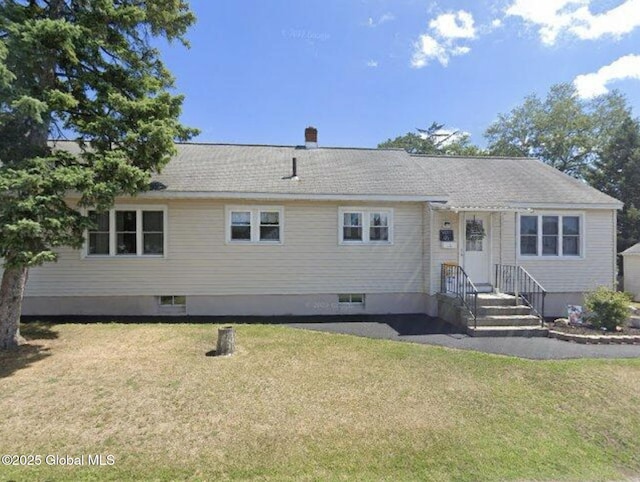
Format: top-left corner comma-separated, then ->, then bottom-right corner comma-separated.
499,212 -> 517,266
422,205 -> 432,294
427,208 -> 616,295
502,209 -> 616,292
23,199 -> 424,297
428,208 -> 460,294
491,212 -> 503,267
623,256 -> 640,301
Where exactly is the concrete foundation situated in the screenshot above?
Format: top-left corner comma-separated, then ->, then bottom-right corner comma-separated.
539,292 -> 586,318
22,292 -> 428,317
21,291 -> 585,319
435,293 -> 468,331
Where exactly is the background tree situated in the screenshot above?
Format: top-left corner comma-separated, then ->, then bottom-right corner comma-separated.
379,122 -> 485,156
485,83 -> 631,178
0,0 -> 198,350
588,115 -> 640,265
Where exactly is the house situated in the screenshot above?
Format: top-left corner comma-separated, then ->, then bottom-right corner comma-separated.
19,127 -> 622,331
622,243 -> 640,301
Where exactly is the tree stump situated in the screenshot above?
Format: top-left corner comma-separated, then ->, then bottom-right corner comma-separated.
215,326 -> 235,356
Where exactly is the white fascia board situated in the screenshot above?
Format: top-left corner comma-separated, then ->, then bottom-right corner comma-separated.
432,202 -> 623,211
434,206 -> 533,213
128,191 -> 449,203
508,202 -> 623,210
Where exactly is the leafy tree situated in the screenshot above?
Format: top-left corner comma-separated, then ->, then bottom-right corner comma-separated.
0,0 -> 198,350
379,122 -> 485,156
485,83 -> 631,178
588,115 -> 640,262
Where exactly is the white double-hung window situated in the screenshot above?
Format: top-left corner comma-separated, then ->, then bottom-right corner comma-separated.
338,207 -> 393,244
86,206 -> 167,257
518,213 -> 583,258
226,206 -> 283,244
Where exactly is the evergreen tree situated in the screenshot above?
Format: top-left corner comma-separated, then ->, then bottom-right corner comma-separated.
0,0 -> 198,350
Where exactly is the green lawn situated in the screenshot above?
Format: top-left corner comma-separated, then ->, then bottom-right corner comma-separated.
1,323 -> 640,481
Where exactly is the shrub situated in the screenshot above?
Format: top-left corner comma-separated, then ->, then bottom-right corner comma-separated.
584,287 -> 632,331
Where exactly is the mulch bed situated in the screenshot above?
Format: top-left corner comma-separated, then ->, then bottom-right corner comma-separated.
547,321 -> 640,336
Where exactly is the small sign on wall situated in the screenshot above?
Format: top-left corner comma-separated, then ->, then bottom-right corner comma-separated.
439,229 -> 454,242
440,222 -> 455,249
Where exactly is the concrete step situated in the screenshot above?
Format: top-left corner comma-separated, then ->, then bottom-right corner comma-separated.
475,283 -> 494,293
477,305 -> 532,316
467,326 -> 549,337
476,293 -> 519,307
472,315 -> 542,327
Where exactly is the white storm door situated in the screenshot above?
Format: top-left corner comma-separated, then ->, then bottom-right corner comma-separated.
462,212 -> 491,284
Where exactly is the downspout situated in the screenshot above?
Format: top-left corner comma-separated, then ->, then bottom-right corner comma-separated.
498,212 -> 503,291
499,212 -> 503,266
514,212 -> 519,304
613,209 -> 618,289
422,203 -> 427,295
428,204 -> 433,296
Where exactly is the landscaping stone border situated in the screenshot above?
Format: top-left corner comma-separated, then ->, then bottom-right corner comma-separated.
548,330 -> 640,345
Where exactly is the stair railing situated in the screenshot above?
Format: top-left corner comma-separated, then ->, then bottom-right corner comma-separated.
494,264 -> 546,326
441,263 -> 479,328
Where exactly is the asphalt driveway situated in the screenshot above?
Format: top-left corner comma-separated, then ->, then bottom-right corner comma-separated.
283,315 -> 640,360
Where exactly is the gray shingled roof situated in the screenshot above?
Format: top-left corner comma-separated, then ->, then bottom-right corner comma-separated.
52,141 -> 446,200
51,140 -> 621,206
622,243 -> 640,255
411,155 -> 621,208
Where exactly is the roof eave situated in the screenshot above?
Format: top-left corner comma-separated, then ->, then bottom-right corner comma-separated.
69,190 -> 449,203
507,201 -> 624,210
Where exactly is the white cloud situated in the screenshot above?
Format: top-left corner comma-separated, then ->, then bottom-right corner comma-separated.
429,10 -> 476,39
367,12 -> 395,28
411,34 -> 472,68
411,34 -> 448,68
574,54 -> 640,98
450,46 -> 471,56
491,18 -> 503,28
366,59 -> 379,68
506,0 -> 640,45
411,10 -> 476,68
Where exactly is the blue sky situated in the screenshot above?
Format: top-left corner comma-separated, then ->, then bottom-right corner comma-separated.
161,0 -> 640,148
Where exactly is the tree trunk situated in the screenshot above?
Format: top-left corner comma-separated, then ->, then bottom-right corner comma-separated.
215,326 -> 235,356
0,267 -> 29,350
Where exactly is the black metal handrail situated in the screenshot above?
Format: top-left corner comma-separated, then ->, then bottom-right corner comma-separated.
440,263 -> 479,327
494,264 -> 546,325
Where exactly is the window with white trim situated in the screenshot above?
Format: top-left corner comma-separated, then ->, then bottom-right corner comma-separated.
338,294 -> 365,305
230,211 -> 252,241
159,295 -> 186,306
116,210 -> 137,255
226,206 -> 283,243
339,208 -> 393,244
519,214 -> 582,257
86,206 -> 166,257
343,212 -> 363,241
87,211 -> 110,255
369,212 -> 389,241
143,211 -> 165,255
259,211 -> 280,241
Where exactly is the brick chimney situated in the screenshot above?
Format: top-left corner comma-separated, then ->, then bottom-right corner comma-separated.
305,126 -> 318,149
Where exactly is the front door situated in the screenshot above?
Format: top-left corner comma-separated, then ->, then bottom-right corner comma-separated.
462,212 -> 491,284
